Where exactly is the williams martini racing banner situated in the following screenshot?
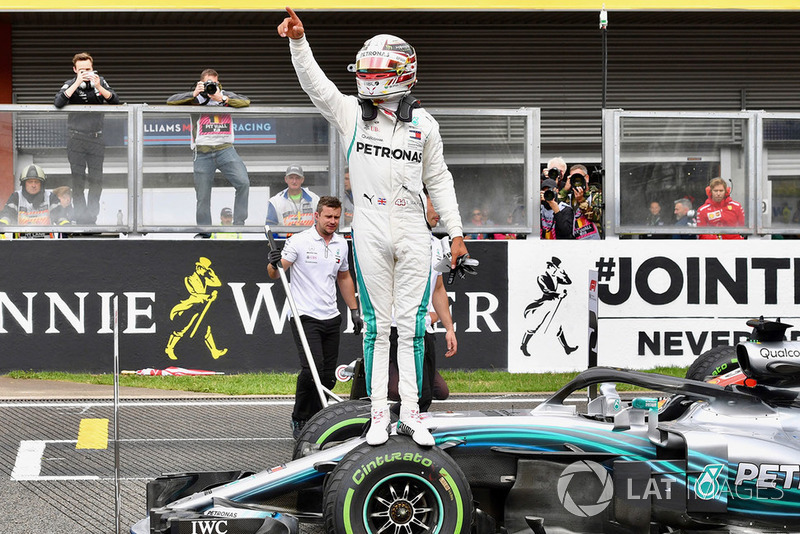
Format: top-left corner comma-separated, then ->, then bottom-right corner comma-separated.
0,239 -> 797,373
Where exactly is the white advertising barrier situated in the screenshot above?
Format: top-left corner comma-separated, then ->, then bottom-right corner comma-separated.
507,240 -> 800,373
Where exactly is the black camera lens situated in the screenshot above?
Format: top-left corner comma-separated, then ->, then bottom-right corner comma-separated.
547,168 -> 561,180
543,189 -> 555,202
570,174 -> 586,189
204,81 -> 218,95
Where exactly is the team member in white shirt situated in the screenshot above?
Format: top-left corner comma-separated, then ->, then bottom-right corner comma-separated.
267,196 -> 362,439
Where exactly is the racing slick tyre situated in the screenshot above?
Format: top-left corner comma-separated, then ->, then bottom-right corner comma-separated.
292,399 -> 371,460
685,345 -> 738,381
323,435 -> 474,534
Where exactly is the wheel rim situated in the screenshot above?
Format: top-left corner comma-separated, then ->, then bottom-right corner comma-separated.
363,473 -> 444,534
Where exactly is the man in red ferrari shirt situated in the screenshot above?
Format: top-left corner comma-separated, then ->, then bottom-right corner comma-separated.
696,177 -> 745,240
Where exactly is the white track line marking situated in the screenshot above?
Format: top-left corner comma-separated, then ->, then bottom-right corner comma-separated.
11,440 -> 99,481
10,436 -> 287,482
10,440 -> 46,480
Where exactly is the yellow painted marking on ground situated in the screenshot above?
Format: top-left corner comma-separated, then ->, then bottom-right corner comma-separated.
76,418 -> 109,450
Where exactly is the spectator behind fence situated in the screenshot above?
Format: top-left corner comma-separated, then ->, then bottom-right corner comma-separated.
54,52 -> 119,225
696,177 -> 745,240
673,198 -> 697,239
540,178 -> 573,240
52,186 -> 76,225
211,207 -> 242,240
0,165 -> 72,229
641,200 -> 668,239
265,164 -> 320,227
646,201 -> 665,226
781,203 -> 793,224
167,69 -> 251,237
560,164 -> 602,240
465,207 -> 489,240
220,206 -> 233,226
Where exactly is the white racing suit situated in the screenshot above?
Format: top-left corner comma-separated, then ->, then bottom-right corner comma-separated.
289,36 -> 463,410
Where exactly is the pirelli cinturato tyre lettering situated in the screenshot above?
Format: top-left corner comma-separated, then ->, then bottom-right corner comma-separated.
323,435 -> 474,534
685,345 -> 738,381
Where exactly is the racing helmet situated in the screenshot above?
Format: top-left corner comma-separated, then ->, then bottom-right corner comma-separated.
354,34 -> 417,99
19,164 -> 46,185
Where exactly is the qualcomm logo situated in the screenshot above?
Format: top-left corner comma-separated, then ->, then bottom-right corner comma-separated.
557,460 -> 614,517
696,464 -> 724,500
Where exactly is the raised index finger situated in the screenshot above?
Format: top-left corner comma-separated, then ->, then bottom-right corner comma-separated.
285,6 -> 299,21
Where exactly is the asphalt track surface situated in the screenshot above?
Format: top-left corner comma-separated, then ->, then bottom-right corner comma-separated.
0,393 -> 557,534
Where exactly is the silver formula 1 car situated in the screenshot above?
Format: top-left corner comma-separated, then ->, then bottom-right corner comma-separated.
132,320 -> 800,534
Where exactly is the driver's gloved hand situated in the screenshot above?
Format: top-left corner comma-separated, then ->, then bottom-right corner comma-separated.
446,254 -> 479,285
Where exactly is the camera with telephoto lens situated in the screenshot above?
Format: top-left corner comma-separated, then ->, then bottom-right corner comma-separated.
570,174 -> 586,190
203,81 -> 219,95
547,167 -> 561,181
81,71 -> 97,90
543,189 -> 555,202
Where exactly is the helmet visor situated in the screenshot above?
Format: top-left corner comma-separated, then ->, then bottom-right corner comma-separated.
355,55 -> 404,78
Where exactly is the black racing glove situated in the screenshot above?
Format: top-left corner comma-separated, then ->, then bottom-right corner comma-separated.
350,309 -> 364,336
446,254 -> 479,285
267,247 -> 282,269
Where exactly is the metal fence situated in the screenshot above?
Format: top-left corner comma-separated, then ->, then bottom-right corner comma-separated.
4,105 -> 800,239
0,104 -> 538,237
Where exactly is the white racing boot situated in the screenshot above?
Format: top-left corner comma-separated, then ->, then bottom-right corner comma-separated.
397,405 -> 435,446
366,406 -> 391,446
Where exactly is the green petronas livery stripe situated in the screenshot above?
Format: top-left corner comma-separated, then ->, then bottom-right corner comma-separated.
414,273 -> 432,392
351,234 -> 377,396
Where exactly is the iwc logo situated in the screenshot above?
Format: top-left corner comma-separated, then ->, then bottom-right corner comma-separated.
557,460 -> 614,517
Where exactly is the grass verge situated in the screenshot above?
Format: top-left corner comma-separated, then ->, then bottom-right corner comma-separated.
4,367 -> 689,396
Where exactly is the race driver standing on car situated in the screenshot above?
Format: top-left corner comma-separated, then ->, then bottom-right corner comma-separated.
278,7 -> 470,447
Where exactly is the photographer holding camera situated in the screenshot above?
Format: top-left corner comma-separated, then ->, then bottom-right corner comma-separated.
540,178 -> 573,240
559,164 -> 603,240
54,52 -> 119,225
542,157 -> 567,188
168,69 -> 251,235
